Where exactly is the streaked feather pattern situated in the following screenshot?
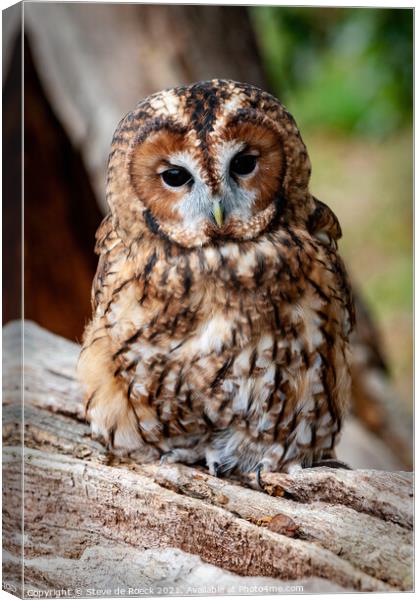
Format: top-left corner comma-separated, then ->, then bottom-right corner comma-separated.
78,80 -> 354,476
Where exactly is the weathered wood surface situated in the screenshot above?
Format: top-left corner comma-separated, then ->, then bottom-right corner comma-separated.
2,321 -> 413,594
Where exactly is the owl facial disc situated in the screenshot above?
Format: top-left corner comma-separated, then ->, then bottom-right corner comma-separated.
107,79 -> 315,248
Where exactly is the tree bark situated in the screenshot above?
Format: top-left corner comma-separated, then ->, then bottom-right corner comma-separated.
2,321 -> 413,595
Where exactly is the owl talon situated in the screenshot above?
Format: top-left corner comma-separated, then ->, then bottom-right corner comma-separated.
160,451 -> 174,465
209,462 -> 221,477
287,462 -> 303,475
255,463 -> 265,490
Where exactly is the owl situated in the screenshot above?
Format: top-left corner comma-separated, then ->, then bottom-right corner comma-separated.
78,79 -> 354,482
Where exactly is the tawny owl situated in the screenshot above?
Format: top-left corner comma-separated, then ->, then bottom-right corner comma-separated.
78,79 -> 354,481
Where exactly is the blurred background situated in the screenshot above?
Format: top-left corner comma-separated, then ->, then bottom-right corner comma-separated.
3,4 -> 412,467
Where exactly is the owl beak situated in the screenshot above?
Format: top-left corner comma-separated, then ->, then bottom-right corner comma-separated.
212,200 -> 224,227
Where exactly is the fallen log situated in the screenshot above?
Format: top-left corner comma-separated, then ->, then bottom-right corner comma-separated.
2,321 -> 414,595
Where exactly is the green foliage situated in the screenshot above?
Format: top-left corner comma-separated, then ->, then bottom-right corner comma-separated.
251,7 -> 413,137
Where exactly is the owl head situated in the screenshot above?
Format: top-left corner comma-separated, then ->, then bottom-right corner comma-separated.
107,79 -> 317,248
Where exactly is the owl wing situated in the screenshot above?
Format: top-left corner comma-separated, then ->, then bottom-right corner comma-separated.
307,196 -> 342,245
332,248 -> 356,336
307,198 -> 388,368
306,196 -> 355,333
91,213 -> 118,312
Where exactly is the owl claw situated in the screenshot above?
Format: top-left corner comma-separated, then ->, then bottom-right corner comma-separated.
255,463 -> 265,489
160,451 -> 174,465
209,462 -> 221,477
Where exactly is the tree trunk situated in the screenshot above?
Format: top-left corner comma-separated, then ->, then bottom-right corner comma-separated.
2,321 -> 413,595
23,38 -> 103,341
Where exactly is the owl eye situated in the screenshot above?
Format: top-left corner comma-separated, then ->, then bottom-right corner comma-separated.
161,167 -> 193,188
230,153 -> 257,177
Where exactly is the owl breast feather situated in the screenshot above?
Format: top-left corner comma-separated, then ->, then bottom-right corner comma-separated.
105,227 -> 350,472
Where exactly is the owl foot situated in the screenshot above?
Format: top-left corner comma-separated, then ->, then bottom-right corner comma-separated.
208,462 -> 222,477
286,462 -> 303,475
254,460 -> 277,489
160,446 -> 205,466
255,463 -> 265,489
254,460 -> 304,490
160,451 -> 176,465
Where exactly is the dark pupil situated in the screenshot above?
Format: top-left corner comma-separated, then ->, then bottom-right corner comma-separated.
161,167 -> 192,187
230,154 -> 257,176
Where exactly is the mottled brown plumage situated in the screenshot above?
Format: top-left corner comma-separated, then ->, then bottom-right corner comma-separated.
78,79 -> 354,477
